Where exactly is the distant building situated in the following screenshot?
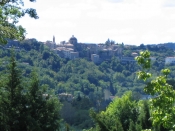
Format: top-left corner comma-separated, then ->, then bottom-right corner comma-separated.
91,54 -> 99,63
104,89 -> 111,100
60,41 -> 66,45
120,57 -> 136,63
62,48 -> 74,58
165,57 -> 175,65
58,93 -> 74,102
69,35 -> 77,45
53,47 -> 66,57
70,52 -> 79,59
47,35 -> 123,63
64,44 -> 74,50
131,52 -> 138,57
99,48 -> 114,60
45,40 -> 56,49
59,48 -> 79,60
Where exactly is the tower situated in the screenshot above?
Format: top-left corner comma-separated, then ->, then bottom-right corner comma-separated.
53,35 -> 55,43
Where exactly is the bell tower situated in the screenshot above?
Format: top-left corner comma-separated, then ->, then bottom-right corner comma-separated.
53,35 -> 55,43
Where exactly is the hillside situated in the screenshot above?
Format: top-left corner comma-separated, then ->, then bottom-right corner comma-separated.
1,39 -> 175,129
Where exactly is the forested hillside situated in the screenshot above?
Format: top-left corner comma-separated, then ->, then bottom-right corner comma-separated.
1,39 -> 175,130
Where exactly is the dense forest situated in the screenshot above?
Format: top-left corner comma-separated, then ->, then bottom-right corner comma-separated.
1,39 -> 175,130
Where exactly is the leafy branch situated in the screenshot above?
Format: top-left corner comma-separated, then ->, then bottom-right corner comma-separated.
135,50 -> 175,130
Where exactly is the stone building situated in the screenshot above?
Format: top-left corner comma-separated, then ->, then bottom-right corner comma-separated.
120,56 -> 136,64
47,35 -> 122,63
45,40 -> 56,49
165,57 -> 175,65
58,93 -> 74,102
91,54 -> 99,63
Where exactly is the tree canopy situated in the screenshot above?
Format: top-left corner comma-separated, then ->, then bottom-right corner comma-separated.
88,92 -> 152,131
135,50 -> 175,130
0,0 -> 38,44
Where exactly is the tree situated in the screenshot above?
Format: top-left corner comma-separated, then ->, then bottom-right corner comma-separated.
105,38 -> 111,47
137,100 -> 152,129
27,71 -> 62,131
0,51 -> 62,131
128,120 -> 136,131
0,0 -> 38,44
135,50 -> 175,130
139,44 -> 146,50
60,101 -> 76,125
0,50 -> 27,131
89,92 -> 140,131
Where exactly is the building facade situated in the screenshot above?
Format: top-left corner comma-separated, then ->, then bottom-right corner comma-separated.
165,57 -> 175,65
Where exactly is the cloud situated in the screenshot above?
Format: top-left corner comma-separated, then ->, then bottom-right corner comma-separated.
18,0 -> 175,45
106,0 -> 123,3
163,0 -> 175,7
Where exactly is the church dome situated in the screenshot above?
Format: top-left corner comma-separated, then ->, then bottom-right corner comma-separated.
69,35 -> 77,45
69,35 -> 77,41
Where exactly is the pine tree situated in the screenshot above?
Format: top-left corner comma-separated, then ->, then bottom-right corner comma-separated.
0,51 -> 62,131
27,71 -> 62,131
0,50 -> 28,131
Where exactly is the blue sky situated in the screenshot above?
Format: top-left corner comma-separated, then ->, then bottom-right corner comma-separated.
18,0 -> 175,45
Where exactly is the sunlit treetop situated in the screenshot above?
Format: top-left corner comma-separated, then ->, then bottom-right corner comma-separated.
0,0 -> 38,44
135,50 -> 175,130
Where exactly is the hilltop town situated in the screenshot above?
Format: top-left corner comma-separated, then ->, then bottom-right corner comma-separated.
44,35 -> 175,65
4,35 -> 175,65
45,35 -> 123,63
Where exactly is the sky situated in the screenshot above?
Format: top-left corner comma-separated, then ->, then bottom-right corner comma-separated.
18,0 -> 175,45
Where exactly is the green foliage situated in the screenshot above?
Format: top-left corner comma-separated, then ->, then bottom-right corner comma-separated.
0,0 -> 38,44
137,100 -> 152,129
0,43 -> 147,99
128,120 -> 136,131
89,92 -> 152,131
90,109 -> 124,131
2,41 -> 175,130
136,50 -> 175,130
27,71 -> 62,131
104,92 -> 138,131
136,51 -> 151,67
0,51 -> 25,130
19,38 -> 41,51
0,51 -> 62,131
60,97 -> 94,130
